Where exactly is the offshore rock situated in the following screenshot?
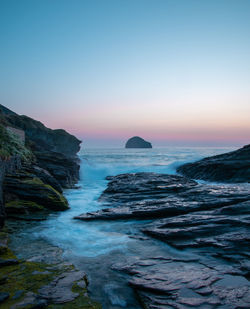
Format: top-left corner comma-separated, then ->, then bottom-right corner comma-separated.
125,136 -> 152,148
177,144 -> 250,183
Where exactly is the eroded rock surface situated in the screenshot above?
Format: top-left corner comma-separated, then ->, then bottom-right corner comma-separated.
76,172 -> 250,308
75,173 -> 249,221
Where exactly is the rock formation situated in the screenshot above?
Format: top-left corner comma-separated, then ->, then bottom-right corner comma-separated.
75,169 -> 250,308
125,136 -> 152,148
0,104 -> 81,225
0,231 -> 101,308
177,144 -> 250,183
0,106 -> 102,308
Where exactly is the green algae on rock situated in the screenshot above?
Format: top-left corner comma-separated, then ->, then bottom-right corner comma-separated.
4,174 -> 69,211
5,200 -> 44,214
0,231 -> 101,309
0,124 -> 33,162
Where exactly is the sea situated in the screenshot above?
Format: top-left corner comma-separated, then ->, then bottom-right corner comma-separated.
8,146 -> 237,308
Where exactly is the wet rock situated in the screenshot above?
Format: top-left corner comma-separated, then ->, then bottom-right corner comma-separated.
0,275 -> 8,285
10,292 -> 47,309
29,165 -> 62,193
75,173 -> 249,221
4,172 -> 69,211
32,270 -> 51,275
12,290 -> 24,300
77,280 -> 87,289
35,151 -> 80,188
115,257 -> 250,309
177,144 -> 250,183
0,292 -> 9,303
100,173 -> 197,202
0,258 -> 19,267
76,171 -> 250,309
143,200 -> 250,254
38,270 -> 86,303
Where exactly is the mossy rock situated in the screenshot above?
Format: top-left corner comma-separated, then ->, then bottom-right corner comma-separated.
4,175 -> 69,211
0,249 -> 101,309
5,200 -> 44,214
0,229 -> 100,308
0,124 -> 33,161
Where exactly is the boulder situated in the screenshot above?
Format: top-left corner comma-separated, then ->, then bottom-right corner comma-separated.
125,136 -> 152,148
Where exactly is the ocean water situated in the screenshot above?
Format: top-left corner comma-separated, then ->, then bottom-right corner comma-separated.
9,146 -> 237,308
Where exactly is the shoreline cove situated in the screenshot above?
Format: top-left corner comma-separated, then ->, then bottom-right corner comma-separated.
8,146 -> 250,309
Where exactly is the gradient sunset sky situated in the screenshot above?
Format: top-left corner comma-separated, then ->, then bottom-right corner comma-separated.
1,0 -> 250,147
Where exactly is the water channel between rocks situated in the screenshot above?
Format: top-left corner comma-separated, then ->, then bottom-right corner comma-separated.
9,147 -> 248,309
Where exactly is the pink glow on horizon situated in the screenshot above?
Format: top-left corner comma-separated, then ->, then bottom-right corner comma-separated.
27,101 -> 250,146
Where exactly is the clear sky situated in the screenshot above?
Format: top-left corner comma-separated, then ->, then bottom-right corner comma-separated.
0,0 -> 250,147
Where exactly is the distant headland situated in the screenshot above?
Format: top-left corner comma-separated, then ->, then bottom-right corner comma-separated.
125,136 -> 152,148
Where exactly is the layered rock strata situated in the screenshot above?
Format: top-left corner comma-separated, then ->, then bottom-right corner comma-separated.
177,144 -> 250,183
75,171 -> 250,308
0,104 -> 81,223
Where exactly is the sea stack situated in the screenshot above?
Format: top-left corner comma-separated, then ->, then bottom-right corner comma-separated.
125,136 -> 152,148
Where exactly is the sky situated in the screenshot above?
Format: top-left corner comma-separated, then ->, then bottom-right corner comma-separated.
0,0 -> 250,147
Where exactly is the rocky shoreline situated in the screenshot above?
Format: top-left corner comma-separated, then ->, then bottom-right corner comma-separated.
1,103 -> 250,308
0,105 -> 101,308
75,146 -> 250,308
0,104 -> 81,226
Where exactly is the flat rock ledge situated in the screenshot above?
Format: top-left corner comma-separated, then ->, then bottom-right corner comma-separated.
0,231 -> 101,309
75,172 -> 250,308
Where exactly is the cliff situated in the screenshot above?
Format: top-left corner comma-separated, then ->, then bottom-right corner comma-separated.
0,104 -> 81,226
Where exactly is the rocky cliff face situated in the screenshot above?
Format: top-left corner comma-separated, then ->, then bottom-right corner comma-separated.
0,105 -> 81,157
0,104 -> 81,225
0,156 -> 22,227
177,144 -> 250,183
